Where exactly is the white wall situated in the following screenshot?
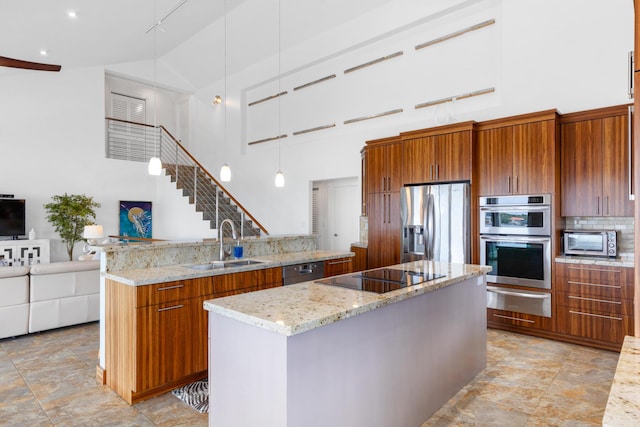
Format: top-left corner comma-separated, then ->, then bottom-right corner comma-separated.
0,0 -> 633,259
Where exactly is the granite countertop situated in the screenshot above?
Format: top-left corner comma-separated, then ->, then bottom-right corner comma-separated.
204,261 -> 491,337
554,255 -> 634,268
103,250 -> 352,286
602,335 -> 640,426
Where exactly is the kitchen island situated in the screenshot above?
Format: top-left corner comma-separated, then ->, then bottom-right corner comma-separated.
204,260 -> 490,427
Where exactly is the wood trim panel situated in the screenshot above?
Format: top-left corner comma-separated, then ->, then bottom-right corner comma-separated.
559,104 -> 631,124
476,109 -> 558,130
365,135 -> 402,146
399,121 -> 476,139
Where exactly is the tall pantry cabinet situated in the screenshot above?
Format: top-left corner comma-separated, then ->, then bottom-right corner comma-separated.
365,136 -> 402,269
634,1 -> 640,337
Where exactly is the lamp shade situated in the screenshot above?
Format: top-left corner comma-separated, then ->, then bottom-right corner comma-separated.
220,163 -> 231,182
275,170 -> 285,187
148,157 -> 162,175
83,225 -> 104,239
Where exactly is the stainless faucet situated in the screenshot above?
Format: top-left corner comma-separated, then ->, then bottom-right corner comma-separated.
218,219 -> 237,261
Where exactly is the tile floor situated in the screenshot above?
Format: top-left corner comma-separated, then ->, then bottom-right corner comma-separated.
0,323 -> 618,426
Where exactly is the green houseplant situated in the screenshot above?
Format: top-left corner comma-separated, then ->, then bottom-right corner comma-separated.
44,193 -> 101,261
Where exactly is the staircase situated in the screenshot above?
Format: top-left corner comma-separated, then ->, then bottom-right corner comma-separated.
105,117 -> 267,238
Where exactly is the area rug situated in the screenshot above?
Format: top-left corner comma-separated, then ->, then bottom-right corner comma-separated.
171,378 -> 209,413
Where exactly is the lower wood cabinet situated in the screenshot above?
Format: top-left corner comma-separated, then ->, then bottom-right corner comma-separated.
324,257 -> 353,277
350,245 -> 368,272
554,263 -> 634,350
105,266 -> 284,404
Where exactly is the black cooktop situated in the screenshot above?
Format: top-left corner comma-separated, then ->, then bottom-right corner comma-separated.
315,268 -> 445,294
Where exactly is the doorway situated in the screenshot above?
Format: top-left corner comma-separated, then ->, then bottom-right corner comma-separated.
311,177 -> 359,251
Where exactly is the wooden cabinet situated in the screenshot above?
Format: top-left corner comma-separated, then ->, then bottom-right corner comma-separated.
324,257 -> 353,277
366,138 -> 402,193
400,122 -> 475,185
560,105 -> 633,217
361,148 -> 367,216
555,263 -> 634,350
477,111 -> 557,196
350,244 -> 368,272
365,136 -> 402,269
105,266 -> 283,404
367,192 -> 401,268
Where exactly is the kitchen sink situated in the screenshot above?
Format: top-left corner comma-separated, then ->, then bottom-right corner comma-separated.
186,259 -> 265,270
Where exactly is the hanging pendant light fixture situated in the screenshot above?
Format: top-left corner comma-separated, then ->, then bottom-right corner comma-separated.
274,0 -> 285,188
219,0 -> 231,182
148,0 -> 162,176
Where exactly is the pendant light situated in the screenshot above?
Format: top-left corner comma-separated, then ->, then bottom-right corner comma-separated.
274,0 -> 284,188
219,0 -> 231,182
148,0 -> 162,176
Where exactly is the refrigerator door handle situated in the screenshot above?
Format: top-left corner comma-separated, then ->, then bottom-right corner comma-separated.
425,194 -> 435,260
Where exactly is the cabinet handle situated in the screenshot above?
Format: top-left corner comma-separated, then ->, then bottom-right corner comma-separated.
567,266 -> 622,274
569,310 -> 622,321
157,304 -> 184,312
382,177 -> 386,191
568,295 -> 621,305
387,176 -> 391,191
567,280 -> 621,289
436,164 -> 439,181
605,196 -> 609,216
328,259 -> 351,265
430,165 -> 434,181
507,176 -> 511,193
514,175 -> 518,193
596,196 -> 600,215
157,284 -> 184,291
493,314 -> 535,324
628,105 -> 635,200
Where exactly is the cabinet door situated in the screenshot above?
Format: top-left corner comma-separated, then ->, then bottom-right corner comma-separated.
512,120 -> 555,195
135,297 -> 208,392
367,193 -> 401,269
561,120 -> 602,216
436,131 -> 472,182
386,143 -> 403,192
476,127 -> 513,196
366,145 -> 386,193
403,137 -> 435,185
602,115 -> 634,216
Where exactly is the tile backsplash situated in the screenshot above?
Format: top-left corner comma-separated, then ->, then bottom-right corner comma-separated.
563,217 -> 634,257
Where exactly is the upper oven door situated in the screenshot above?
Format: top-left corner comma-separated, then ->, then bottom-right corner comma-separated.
480,235 -> 552,289
479,205 -> 551,236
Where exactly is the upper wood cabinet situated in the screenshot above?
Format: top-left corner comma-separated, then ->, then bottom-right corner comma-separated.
477,111 -> 558,196
561,105 -> 633,217
400,121 -> 476,185
365,137 -> 402,193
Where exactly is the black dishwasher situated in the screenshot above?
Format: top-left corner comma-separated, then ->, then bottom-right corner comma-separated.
282,262 -> 325,285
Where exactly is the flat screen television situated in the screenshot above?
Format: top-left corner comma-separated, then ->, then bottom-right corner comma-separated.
0,199 -> 26,239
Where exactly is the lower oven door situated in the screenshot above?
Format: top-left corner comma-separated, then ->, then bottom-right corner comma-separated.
480,234 -> 551,289
487,286 -> 551,317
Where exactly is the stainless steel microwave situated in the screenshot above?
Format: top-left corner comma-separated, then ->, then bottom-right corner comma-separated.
563,230 -> 617,257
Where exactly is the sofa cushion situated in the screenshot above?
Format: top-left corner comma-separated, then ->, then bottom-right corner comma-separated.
0,304 -> 29,339
0,275 -> 29,306
29,260 -> 99,275
0,266 -> 30,278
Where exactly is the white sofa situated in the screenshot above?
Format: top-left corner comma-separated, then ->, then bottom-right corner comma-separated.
28,260 -> 100,333
0,266 -> 31,339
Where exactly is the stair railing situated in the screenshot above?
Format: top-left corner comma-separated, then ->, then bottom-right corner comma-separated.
105,117 -> 268,236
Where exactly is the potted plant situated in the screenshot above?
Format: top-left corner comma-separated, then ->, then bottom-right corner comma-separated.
44,193 -> 101,261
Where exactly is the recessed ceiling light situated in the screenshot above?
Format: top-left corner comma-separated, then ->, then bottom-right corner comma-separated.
67,10 -> 77,18
40,49 -> 48,56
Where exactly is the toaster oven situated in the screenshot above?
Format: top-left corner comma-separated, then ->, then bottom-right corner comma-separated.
563,230 -> 617,257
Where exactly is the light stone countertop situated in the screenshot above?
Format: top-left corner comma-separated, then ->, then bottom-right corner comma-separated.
602,335 -> 640,426
554,255 -> 634,268
204,261 -> 491,337
103,250 -> 352,286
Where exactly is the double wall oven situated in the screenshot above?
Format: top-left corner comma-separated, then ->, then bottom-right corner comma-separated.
479,194 -> 552,319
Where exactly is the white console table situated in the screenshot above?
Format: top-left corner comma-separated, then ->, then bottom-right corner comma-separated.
0,239 -> 50,266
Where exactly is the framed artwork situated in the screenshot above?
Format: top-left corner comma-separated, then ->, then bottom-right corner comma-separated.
119,201 -> 152,239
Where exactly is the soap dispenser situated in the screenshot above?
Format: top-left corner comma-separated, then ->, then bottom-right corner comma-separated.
233,240 -> 243,259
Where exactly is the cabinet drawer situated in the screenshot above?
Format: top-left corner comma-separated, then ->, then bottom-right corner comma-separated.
556,306 -> 633,344
555,264 -> 633,299
136,278 -> 207,308
260,267 -> 283,287
556,291 -> 633,316
214,270 -> 260,293
324,257 -> 353,278
487,308 -> 553,331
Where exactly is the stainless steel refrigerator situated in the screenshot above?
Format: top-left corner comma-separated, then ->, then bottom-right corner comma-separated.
400,181 -> 470,264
